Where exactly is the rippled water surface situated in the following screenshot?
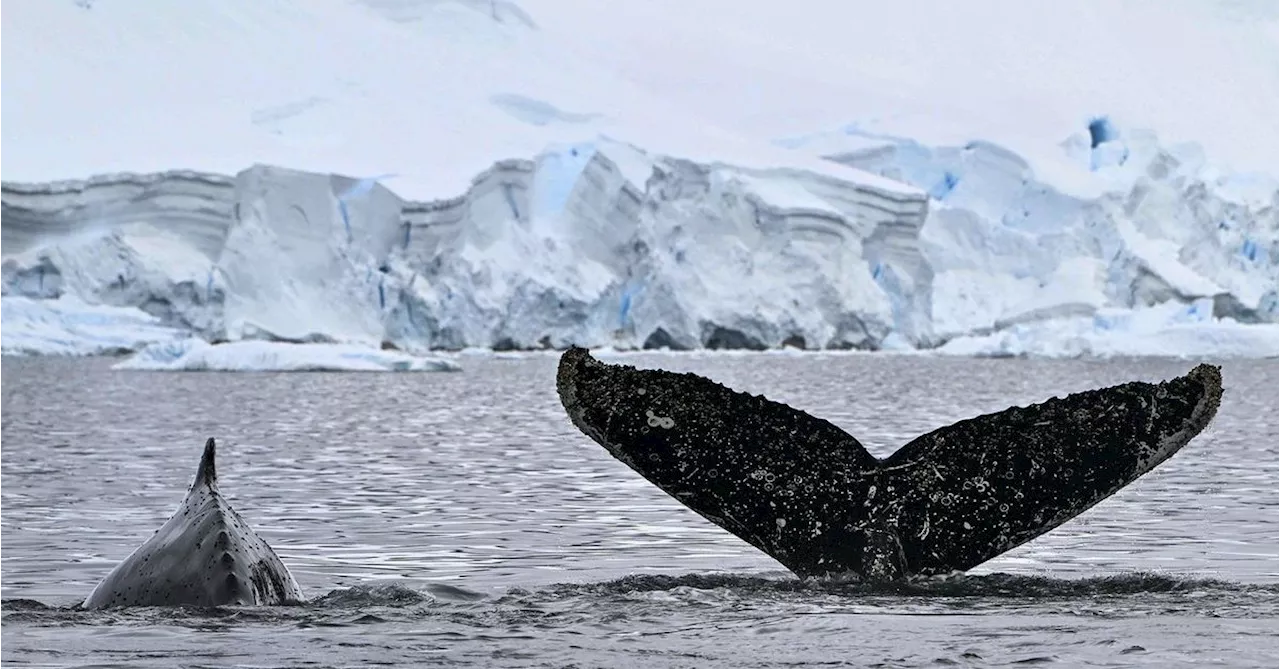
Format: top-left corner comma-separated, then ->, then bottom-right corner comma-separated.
2,353 -> 1277,667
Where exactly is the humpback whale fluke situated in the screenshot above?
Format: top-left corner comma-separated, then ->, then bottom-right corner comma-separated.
82,438 -> 304,609
556,347 -> 1223,581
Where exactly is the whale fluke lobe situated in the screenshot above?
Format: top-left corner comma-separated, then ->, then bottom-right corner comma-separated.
82,438 -> 304,609
556,347 -> 1222,580
877,362 -> 1221,577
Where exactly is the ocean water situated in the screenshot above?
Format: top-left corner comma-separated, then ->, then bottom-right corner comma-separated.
2,353 -> 1276,668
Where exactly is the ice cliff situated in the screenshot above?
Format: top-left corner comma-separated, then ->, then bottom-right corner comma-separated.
1,139 -> 929,353
3,130 -> 1277,357
805,124 -> 1278,333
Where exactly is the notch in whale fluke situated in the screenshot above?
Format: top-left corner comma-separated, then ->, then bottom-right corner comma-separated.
192,437 -> 218,490
556,346 -> 1223,581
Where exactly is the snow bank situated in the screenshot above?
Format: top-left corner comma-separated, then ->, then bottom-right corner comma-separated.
1,296 -> 184,357
115,339 -> 461,372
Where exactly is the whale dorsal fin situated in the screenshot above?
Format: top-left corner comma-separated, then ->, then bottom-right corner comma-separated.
557,348 -> 1222,580
192,438 -> 219,491
879,363 -> 1221,576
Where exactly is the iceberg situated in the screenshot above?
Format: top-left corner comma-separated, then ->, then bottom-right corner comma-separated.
1,296 -> 184,357
115,339 -> 461,373
937,299 -> 1279,359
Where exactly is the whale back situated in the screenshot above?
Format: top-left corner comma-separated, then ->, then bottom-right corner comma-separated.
82,439 -> 304,609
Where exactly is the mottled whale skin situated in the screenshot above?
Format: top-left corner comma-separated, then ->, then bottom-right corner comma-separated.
82,438 -> 304,608
556,347 -> 1223,581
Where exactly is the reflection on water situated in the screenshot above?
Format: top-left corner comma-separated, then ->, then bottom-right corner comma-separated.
2,353 -> 1277,667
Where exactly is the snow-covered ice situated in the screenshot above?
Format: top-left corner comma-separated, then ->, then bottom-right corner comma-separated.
937,299 -> 1280,359
0,295 -> 464,370
115,339 -> 461,373
1,296 -> 184,357
524,0 -> 1277,178
3,149 -> 930,354
2,0 -> 1276,359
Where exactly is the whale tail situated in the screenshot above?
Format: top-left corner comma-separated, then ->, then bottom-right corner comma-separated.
556,347 -> 1222,580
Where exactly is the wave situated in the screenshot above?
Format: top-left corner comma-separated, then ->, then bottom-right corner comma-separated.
4,571 -> 1273,626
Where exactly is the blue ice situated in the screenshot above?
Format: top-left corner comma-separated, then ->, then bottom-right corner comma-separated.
336,174 -> 396,242
1087,117 -> 1118,148
618,282 -> 645,328
532,143 -> 596,218
1242,238 -> 1258,262
928,172 -> 960,200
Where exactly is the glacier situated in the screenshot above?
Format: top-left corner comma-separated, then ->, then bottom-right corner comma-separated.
2,0 -> 1275,360
2,127 -> 1276,359
0,140 -> 928,354
784,124 -> 1278,333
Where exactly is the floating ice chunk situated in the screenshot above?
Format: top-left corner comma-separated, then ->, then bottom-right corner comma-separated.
114,339 -> 462,372
937,301 -> 1278,359
1,296 -> 184,357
